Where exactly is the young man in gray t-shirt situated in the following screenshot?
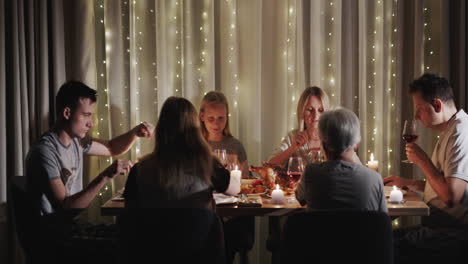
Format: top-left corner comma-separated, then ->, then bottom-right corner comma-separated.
25,81 -> 154,261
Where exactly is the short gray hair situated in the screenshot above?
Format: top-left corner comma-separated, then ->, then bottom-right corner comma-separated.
318,108 -> 361,154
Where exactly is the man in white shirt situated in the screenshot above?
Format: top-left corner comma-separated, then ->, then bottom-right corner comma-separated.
385,73 -> 468,263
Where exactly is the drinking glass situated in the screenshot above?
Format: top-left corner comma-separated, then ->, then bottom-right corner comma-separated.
402,120 -> 418,163
214,149 -> 228,167
287,157 -> 305,188
227,154 -> 239,171
308,150 -> 325,164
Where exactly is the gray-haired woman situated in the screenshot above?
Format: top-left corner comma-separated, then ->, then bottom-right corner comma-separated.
295,108 -> 387,212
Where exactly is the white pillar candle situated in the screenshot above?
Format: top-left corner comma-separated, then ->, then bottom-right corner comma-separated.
367,153 -> 379,172
225,165 -> 241,196
389,185 -> 403,203
271,184 -> 285,204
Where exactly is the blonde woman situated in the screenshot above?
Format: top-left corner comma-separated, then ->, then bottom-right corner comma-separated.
269,86 -> 330,166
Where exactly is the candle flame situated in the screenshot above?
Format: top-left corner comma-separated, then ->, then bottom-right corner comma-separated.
235,165 -> 238,171
393,185 -> 397,191
276,184 -> 280,190
370,153 -> 374,161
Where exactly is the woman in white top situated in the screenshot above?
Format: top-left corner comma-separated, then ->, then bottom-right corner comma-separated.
269,86 -> 330,166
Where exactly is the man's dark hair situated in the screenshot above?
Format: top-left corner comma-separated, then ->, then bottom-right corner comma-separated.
56,81 -> 97,118
409,73 -> 454,105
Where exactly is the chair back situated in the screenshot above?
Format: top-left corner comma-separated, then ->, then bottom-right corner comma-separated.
7,175 -> 39,262
117,207 -> 225,264
281,210 -> 393,264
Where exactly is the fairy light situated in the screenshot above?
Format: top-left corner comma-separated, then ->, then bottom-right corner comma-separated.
380,0 -> 399,178
197,1 -> 211,95
222,0 -> 240,135
173,1 -> 183,96
286,0 -> 298,131
421,1 -> 441,159
95,0 -> 115,201
325,0 -> 337,106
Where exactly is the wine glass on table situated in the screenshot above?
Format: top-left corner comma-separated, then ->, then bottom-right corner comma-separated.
287,157 -> 305,189
402,119 -> 418,163
214,149 -> 228,168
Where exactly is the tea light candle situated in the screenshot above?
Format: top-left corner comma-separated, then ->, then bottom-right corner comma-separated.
271,184 -> 285,204
226,165 -> 241,195
367,153 -> 379,172
389,185 -> 403,203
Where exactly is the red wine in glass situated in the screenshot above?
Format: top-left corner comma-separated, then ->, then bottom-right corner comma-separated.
287,157 -> 304,188
288,172 -> 302,184
402,134 -> 418,143
402,120 -> 418,163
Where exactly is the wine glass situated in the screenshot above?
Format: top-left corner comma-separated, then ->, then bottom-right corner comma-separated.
402,119 -> 418,163
227,154 -> 239,171
214,149 -> 228,167
287,157 -> 305,188
308,150 -> 325,164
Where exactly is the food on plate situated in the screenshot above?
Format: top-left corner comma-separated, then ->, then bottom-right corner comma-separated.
250,162 -> 294,188
249,166 -> 275,187
240,182 -> 267,195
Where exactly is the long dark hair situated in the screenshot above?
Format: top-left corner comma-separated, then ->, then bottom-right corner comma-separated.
139,97 -> 213,189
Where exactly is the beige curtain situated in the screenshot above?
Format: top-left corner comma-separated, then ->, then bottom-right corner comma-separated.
2,0 -> 66,263
0,0 -> 6,204
2,0 -> 467,263
2,0 -> 66,196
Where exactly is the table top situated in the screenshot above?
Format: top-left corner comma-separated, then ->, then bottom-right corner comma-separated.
101,191 -> 429,217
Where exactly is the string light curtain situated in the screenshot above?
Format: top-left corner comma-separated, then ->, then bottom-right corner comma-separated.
89,0 -> 407,194
86,1 -> 456,230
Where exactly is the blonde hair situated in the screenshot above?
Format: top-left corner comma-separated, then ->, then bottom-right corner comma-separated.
199,91 -> 232,139
296,86 -> 330,129
139,97 -> 213,190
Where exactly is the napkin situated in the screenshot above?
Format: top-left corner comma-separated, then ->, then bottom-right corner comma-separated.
238,196 -> 262,207
213,193 -> 238,205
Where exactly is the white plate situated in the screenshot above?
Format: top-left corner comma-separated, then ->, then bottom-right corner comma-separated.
245,191 -> 267,196
384,186 -> 407,197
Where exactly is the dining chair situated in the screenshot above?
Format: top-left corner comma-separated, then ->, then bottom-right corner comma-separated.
117,207 -> 226,264
7,175 -> 39,264
280,210 -> 394,264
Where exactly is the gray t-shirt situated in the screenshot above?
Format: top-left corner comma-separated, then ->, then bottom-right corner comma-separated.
295,160 -> 388,213
25,131 -> 92,215
208,136 -> 250,177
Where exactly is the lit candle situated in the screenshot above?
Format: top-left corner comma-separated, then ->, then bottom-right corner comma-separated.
271,184 -> 285,204
226,165 -> 241,195
389,185 -> 403,203
367,153 -> 379,172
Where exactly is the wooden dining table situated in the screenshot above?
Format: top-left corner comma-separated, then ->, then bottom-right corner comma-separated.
101,190 -> 429,217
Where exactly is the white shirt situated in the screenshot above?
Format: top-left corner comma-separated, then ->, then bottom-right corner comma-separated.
424,109 -> 468,223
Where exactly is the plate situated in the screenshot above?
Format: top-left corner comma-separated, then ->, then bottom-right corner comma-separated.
384,186 -> 407,197
240,184 -> 268,196
246,191 -> 267,196
111,195 -> 125,201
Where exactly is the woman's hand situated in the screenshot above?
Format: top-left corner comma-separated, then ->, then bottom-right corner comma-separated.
133,121 -> 155,138
292,131 -> 309,149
